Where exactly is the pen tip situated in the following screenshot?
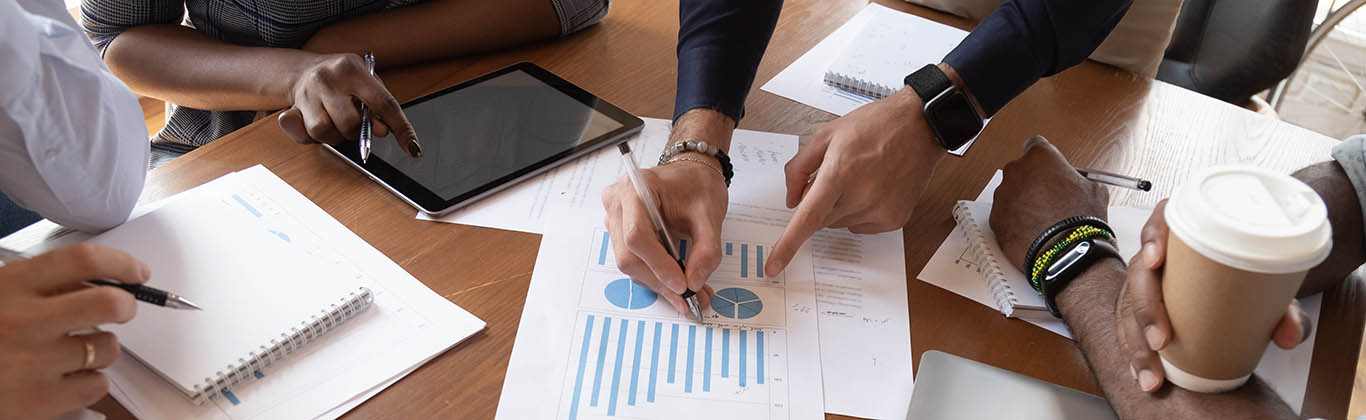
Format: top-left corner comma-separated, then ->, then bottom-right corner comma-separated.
1138,180 -> 1152,191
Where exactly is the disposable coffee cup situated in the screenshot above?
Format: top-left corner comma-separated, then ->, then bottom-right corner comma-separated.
1160,165 -> 1331,393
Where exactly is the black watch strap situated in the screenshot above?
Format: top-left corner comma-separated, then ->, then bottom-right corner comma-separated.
904,64 -> 951,103
1041,239 -> 1123,318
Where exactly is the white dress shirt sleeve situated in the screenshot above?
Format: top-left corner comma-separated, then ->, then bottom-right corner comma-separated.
0,0 -> 149,233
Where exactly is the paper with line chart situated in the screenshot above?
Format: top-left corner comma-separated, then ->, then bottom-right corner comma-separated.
496,209 -> 823,420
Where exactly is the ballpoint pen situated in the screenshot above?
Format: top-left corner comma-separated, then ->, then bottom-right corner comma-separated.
617,143 -> 704,321
359,51 -> 375,164
87,279 -> 202,310
1076,168 -> 1152,191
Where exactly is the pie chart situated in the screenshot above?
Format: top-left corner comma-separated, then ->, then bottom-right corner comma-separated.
712,287 -> 762,319
604,278 -> 657,310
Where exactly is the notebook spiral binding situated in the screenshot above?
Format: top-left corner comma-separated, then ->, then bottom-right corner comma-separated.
952,201 -> 1021,318
822,71 -> 898,100
189,286 -> 374,405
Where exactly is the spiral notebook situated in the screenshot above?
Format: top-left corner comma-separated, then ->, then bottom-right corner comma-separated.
822,9 -> 967,100
91,178 -> 376,405
951,200 -> 1049,317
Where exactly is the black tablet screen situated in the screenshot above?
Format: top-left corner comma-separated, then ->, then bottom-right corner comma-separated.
370,69 -> 624,201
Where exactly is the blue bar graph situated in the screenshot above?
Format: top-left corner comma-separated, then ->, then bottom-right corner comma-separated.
668,324 -> 679,383
757,331 -> 765,384
722,328 -> 730,378
726,242 -> 732,255
685,325 -> 697,392
703,327 -> 713,392
756,246 -> 764,277
569,315 -> 595,420
569,318 -> 774,418
592,317 -> 612,406
609,319 -> 627,415
741,244 -> 749,278
598,231 -> 610,265
739,330 -> 748,387
629,321 -> 644,406
648,322 -> 661,403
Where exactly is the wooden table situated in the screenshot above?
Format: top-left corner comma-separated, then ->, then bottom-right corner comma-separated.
85,0 -> 1362,418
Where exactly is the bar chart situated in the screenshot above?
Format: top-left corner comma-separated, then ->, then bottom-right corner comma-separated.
591,230 -> 779,284
560,312 -> 791,420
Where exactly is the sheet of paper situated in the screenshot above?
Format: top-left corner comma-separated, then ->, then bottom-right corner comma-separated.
419,117 -> 912,419
915,171 -> 1322,413
758,4 -> 980,155
496,208 -> 824,419
37,166 -> 485,420
419,118 -> 797,233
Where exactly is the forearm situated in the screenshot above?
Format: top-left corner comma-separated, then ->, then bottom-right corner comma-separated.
674,0 -> 782,123
1292,161 -> 1365,297
1058,260 -> 1296,420
302,0 -> 562,70
103,24 -> 313,111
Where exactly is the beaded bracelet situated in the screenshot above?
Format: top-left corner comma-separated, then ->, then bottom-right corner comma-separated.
1028,225 -> 1114,294
659,139 -> 734,187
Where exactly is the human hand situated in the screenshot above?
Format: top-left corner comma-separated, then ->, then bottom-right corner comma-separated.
0,244 -> 148,419
764,88 -> 945,276
600,110 -> 733,315
988,136 -> 1110,270
1117,200 -> 1313,392
277,53 -> 422,156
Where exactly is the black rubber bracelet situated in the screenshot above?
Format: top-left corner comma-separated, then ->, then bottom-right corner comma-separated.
1023,215 -> 1112,274
1042,239 -> 1123,318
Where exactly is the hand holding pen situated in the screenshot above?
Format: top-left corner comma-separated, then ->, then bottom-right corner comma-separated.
601,143 -> 725,320
275,52 -> 422,158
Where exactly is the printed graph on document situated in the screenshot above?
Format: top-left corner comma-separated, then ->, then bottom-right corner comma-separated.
586,230 -> 787,326
563,230 -> 796,419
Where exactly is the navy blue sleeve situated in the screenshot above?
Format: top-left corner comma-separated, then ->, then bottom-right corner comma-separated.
942,0 -> 1133,116
674,0 -> 783,123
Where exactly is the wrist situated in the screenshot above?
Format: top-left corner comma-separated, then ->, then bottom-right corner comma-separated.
1055,258 -> 1127,320
671,108 -> 735,151
937,61 -> 984,117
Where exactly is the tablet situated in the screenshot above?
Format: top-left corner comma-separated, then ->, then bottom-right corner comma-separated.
325,62 -> 643,216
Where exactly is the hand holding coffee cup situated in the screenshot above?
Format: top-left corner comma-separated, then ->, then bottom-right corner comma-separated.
1118,166 -> 1328,393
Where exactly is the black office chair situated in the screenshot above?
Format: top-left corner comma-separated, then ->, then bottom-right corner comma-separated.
1157,0 -> 1317,106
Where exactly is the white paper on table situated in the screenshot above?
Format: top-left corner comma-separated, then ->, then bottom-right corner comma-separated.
417,117 -> 914,419
758,4 -> 981,156
916,171 -> 1323,414
82,166 -> 485,420
496,208 -> 824,419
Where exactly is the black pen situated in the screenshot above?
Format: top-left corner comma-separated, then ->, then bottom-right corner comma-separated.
87,279 -> 201,310
1077,168 -> 1152,191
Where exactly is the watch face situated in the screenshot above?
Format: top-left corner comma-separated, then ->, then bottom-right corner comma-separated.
926,90 -> 984,150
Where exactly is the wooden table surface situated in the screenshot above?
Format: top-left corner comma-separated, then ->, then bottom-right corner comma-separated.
87,0 -> 1363,418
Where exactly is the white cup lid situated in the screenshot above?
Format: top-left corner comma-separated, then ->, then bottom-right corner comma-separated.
1165,165 -> 1332,274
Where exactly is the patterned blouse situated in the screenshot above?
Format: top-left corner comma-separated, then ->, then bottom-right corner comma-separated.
79,0 -> 609,147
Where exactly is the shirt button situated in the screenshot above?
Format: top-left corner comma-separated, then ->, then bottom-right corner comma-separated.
44,147 -> 58,162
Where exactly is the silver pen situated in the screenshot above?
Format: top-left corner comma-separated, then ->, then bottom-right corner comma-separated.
1077,168 -> 1152,191
359,51 -> 375,164
617,143 -> 704,321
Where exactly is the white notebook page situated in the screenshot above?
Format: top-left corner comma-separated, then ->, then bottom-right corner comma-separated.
93,181 -> 365,397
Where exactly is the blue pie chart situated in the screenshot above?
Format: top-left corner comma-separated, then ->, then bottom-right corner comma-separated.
712,287 -> 762,319
604,278 -> 657,310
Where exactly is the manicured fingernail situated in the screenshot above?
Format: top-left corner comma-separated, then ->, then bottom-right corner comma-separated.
407,139 -> 422,157
1141,243 -> 1160,268
1144,325 -> 1163,350
1138,369 -> 1160,392
668,276 -> 686,295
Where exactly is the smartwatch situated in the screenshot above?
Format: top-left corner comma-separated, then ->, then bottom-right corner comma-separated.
904,64 -> 985,152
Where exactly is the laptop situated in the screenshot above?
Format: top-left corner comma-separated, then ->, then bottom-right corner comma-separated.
907,350 -> 1119,419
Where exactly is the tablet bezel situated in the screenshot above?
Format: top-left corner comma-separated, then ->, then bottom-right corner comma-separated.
324,62 -> 644,216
